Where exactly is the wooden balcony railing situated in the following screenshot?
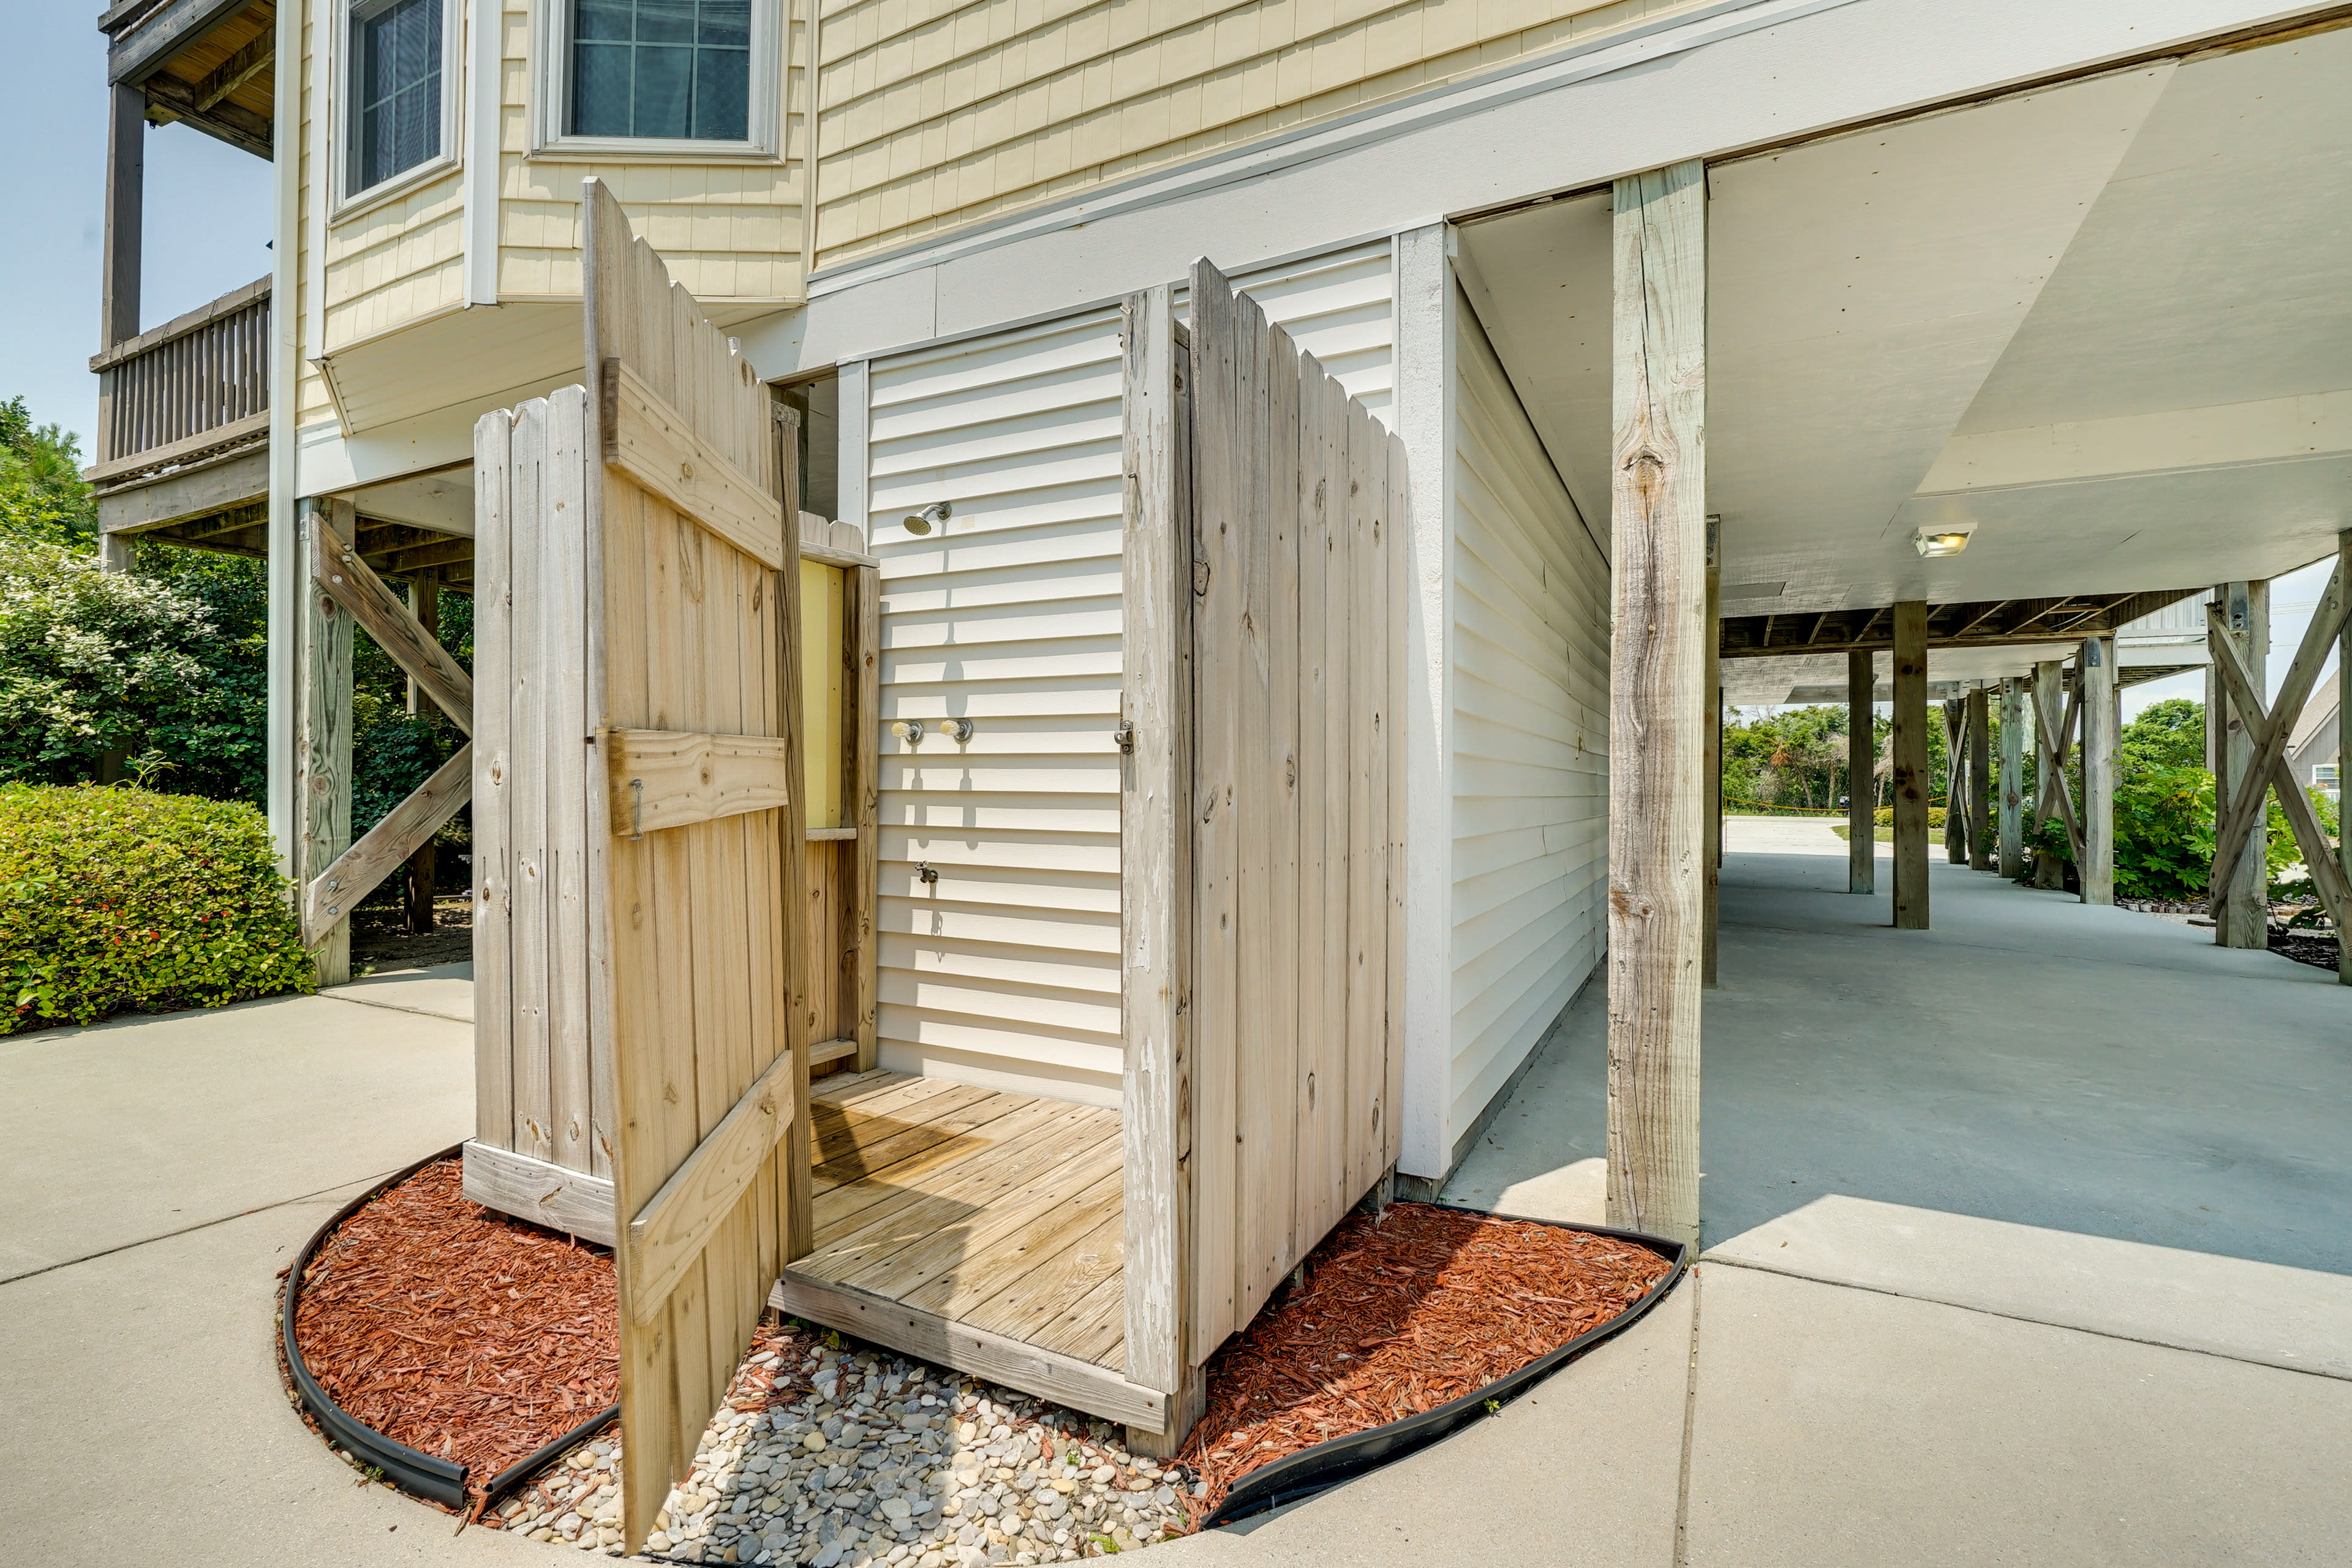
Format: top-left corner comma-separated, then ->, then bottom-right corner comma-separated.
88,275 -> 270,486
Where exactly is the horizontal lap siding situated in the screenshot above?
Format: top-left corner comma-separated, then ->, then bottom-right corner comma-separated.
811,0 -> 1672,268
868,311 -> 1130,1106
494,0 -> 812,304
1180,241 -> 1395,428
323,174 -> 467,353
864,243 -> 1390,1110
1449,290 -> 1607,1142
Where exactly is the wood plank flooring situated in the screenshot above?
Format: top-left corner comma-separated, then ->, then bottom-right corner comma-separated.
774,1071 -> 1144,1420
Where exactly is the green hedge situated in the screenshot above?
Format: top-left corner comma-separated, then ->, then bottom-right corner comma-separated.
0,783 -> 315,1034
1872,805 -> 1948,829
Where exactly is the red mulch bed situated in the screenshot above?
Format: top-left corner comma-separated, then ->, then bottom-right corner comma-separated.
1179,1204 -> 1673,1518
290,1156 -> 619,1503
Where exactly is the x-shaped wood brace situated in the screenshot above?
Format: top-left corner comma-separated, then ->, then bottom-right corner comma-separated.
2206,565 -> 2350,923
301,505 -> 477,943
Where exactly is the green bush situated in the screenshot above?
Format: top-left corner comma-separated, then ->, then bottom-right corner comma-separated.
0,783 -> 315,1034
1872,805 -> 1947,829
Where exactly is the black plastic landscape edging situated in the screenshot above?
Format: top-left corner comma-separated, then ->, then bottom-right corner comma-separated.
279,1143 -> 620,1513
1202,1207 -> 1689,1529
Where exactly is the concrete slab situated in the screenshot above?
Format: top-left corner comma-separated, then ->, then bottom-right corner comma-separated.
0,1183 -> 557,1568
1446,850 -> 2352,1275
323,960 -> 476,1024
1681,1264 -> 2352,1567
1723,815 -> 1886,857
0,992 -> 473,1281
1153,1275 -> 1695,1568
1438,1001 -> 1607,1226
1706,1195 -> 2352,1380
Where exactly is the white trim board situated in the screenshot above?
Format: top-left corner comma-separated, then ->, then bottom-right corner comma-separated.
737,0 -> 2312,382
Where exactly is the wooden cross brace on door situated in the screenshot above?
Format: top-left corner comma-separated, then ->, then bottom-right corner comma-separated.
2205,564 -> 2352,924
301,502 -> 475,945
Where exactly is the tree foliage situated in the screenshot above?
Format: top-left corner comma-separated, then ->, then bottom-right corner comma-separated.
0,396 -> 97,545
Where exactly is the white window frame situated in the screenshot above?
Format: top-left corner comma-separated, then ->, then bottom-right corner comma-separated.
330,0 -> 466,222
530,0 -> 782,162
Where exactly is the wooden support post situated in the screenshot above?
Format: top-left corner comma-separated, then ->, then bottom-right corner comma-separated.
1890,602 -> 1930,930
2033,661 -> 2067,890
1848,650 -> 1874,894
102,82 -> 145,350
300,499 -> 356,985
2212,581 -> 2269,947
1967,685 -> 1992,872
2078,638 -> 2116,905
405,577 -> 442,933
1943,700 -> 1967,865
1604,160 -> 1706,1248
405,578 -> 440,715
1997,677 -> 2025,879
1703,516 -> 1721,989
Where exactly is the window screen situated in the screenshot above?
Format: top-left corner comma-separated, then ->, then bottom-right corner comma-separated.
350,0 -> 443,192
571,0 -> 752,141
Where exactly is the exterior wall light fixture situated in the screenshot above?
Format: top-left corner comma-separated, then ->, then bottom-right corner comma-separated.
1913,526 -> 1974,557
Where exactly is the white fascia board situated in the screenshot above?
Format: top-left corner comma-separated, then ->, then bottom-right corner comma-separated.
1917,390 -> 2352,494
735,0 -> 2316,382
1393,222 -> 1458,1180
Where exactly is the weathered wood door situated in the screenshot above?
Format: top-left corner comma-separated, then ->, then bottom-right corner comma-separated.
475,178 -> 812,1551
1121,259 -> 1406,1408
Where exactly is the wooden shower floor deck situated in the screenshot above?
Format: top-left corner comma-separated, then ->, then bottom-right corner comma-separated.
769,1070 -> 1164,1428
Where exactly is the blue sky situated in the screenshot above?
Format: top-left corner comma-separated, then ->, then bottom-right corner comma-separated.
1,4 -> 273,454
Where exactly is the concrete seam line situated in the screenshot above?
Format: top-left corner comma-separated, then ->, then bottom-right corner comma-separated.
312,991 -> 473,1025
1721,922 -> 2316,983
1700,1254 -> 2351,1383
1671,1266 -> 1702,1568
0,1170 -> 402,1288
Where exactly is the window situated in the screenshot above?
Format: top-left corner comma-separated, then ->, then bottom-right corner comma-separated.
572,0 -> 750,141
349,0 -> 445,193
535,0 -> 778,158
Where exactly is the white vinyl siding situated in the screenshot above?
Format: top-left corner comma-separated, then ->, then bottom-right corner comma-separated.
867,306 -> 1129,1106
865,239 -> 1394,1107
1449,288 -> 1609,1142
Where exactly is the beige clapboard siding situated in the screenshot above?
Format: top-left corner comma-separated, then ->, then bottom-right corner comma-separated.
492,0 -> 812,304
869,306 -> 1131,1105
295,0 -> 330,426
811,0 -> 1669,266
1449,288 -> 1608,1139
865,242 -> 1392,1108
323,173 -> 467,352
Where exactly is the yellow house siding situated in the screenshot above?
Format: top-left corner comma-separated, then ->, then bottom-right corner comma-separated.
295,0 -> 331,425
301,0 -> 814,386
323,175 -> 467,352
493,0 -> 813,304
812,0 -> 1673,267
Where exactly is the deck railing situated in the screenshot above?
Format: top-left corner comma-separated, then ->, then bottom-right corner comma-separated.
88,275 -> 270,483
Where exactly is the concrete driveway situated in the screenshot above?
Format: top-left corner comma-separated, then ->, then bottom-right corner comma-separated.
0,968 -> 548,1568
7,857 -> 2350,1567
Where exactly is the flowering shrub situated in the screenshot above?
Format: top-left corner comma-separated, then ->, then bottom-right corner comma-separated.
0,783 -> 314,1035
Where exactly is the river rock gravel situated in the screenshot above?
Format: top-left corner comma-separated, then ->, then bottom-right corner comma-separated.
491,1323 -> 1200,1562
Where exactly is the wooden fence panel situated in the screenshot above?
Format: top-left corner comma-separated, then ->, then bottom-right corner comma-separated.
470,178 -> 818,1554
1151,260 -> 1405,1371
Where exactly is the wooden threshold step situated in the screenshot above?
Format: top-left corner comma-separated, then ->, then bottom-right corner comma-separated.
771,1270 -> 1162,1430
